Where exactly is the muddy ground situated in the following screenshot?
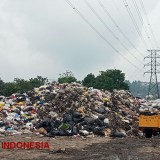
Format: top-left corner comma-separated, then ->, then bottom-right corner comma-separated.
0,135 -> 160,160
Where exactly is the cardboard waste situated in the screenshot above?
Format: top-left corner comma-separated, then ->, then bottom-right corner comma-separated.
0,83 -> 141,137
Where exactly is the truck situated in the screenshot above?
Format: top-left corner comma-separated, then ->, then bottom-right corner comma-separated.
139,112 -> 160,138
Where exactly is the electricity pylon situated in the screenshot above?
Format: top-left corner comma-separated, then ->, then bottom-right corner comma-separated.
144,50 -> 160,98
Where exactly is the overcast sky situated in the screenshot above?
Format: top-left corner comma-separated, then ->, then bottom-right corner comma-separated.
0,0 -> 160,82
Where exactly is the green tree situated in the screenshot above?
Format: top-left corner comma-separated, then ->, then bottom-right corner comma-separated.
58,71 -> 77,84
82,73 -> 95,87
2,82 -> 17,96
14,76 -> 48,93
95,69 -> 129,91
83,69 -> 129,91
14,78 -> 31,92
0,78 -> 5,95
29,76 -> 48,88
94,73 -> 113,91
0,76 -> 48,96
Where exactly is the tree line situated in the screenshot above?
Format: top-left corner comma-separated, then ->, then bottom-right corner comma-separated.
1,69 -> 149,97
0,76 -> 48,96
57,71 -> 151,98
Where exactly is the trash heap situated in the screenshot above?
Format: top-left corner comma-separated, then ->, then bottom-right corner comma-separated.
0,83 -> 140,137
139,99 -> 160,114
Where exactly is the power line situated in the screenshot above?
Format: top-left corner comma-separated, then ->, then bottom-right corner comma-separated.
122,0 -> 149,49
97,0 -> 144,57
129,64 -> 144,81
139,0 -> 159,49
84,0 -> 143,63
131,0 -> 154,49
65,0 -> 139,70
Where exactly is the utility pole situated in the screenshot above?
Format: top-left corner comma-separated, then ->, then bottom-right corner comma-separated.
144,50 -> 160,98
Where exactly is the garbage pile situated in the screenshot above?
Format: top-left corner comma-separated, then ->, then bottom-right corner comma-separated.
139,99 -> 160,114
0,83 -> 140,137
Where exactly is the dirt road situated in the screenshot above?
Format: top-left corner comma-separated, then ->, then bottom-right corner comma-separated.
0,135 -> 160,160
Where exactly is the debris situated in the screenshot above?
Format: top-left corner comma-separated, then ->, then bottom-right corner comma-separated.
0,83 -> 141,137
38,128 -> 47,135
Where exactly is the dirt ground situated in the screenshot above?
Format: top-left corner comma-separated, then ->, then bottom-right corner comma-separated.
0,135 -> 160,160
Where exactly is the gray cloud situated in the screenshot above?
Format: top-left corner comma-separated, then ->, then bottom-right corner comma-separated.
0,0 -> 159,82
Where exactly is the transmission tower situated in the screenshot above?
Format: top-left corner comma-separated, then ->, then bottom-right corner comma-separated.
144,50 -> 160,98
